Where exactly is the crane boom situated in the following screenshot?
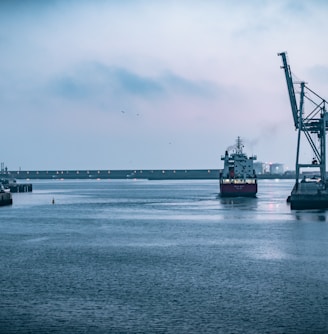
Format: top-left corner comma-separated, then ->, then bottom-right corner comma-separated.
278,52 -> 299,128
278,51 -> 328,203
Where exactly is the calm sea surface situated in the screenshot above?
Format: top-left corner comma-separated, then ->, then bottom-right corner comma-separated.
1,179 -> 328,333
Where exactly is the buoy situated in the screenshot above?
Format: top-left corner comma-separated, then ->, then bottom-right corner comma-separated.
52,198 -> 55,205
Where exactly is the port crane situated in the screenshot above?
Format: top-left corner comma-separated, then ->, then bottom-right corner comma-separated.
278,52 -> 328,191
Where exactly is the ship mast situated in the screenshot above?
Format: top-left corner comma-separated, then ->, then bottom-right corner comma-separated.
235,136 -> 244,154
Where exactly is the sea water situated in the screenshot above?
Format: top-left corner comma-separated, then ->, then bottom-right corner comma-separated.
0,179 -> 328,333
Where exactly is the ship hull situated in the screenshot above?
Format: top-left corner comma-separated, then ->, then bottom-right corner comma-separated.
220,182 -> 257,197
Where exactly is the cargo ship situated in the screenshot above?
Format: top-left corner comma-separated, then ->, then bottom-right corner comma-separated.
219,137 -> 257,197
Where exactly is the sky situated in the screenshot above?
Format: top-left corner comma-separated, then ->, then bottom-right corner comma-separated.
1,0 -> 328,171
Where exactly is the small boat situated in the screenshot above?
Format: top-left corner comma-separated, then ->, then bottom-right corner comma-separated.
219,137 -> 257,197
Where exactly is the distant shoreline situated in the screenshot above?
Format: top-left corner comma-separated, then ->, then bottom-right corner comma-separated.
1,169 -> 296,180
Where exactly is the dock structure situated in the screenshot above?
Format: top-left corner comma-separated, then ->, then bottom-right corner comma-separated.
279,52 -> 328,209
289,181 -> 328,210
0,177 -> 32,193
6,182 -> 33,193
1,163 -> 33,193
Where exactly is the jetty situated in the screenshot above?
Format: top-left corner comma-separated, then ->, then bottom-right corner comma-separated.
1,163 -> 33,193
0,177 -> 32,192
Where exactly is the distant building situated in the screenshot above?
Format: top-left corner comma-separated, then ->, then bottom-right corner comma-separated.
269,163 -> 285,175
254,162 -> 286,175
254,162 -> 265,175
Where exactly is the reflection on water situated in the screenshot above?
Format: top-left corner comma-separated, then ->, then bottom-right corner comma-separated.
248,243 -> 290,260
294,210 -> 327,222
219,196 -> 258,210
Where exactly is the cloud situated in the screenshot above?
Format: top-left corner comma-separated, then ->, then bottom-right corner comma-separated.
1,0 -> 328,169
48,62 -> 218,103
307,65 -> 328,89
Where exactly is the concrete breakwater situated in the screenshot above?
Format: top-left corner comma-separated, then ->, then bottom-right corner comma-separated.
5,169 -> 220,180
3,169 -> 294,180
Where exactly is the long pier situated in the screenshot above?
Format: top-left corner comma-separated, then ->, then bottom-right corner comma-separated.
4,169 -> 220,180
1,169 -> 295,180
